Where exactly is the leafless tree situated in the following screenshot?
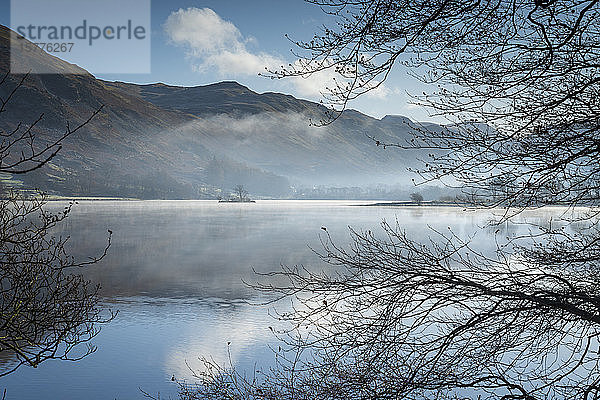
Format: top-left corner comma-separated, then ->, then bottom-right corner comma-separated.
183,219 -> 600,400
0,72 -> 113,376
269,0 -> 600,208
234,184 -> 249,202
180,1 -> 600,399
409,192 -> 423,205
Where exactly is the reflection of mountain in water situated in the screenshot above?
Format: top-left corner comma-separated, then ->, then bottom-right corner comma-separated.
46,201 -> 579,301
54,201 -> 334,299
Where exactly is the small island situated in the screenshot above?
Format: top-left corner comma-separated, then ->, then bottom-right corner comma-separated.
218,184 -> 256,203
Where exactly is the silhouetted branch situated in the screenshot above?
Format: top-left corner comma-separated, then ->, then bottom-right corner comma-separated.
181,2 -> 600,398
0,74 -> 113,376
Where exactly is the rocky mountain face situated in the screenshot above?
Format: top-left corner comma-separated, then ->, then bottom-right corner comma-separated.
0,25 -> 423,199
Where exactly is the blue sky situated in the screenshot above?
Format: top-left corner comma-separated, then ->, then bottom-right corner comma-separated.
1,0 -> 434,121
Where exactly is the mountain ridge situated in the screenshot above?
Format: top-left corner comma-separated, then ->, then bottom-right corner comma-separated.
0,25 -> 426,199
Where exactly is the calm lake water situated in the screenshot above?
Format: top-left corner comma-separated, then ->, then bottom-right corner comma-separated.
0,200 -> 570,399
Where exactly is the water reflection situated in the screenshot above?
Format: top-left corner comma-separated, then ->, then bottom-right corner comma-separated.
0,201 -> 580,399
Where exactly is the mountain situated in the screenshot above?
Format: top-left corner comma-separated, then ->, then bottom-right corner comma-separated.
104,81 -> 423,186
0,25 -> 425,199
106,80 -> 323,116
1,26 -> 291,198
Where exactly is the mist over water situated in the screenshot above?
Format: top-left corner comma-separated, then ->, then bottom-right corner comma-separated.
0,200 -> 572,399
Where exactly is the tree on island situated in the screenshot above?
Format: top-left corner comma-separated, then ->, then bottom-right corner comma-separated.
179,1 -> 600,399
409,192 -> 423,205
0,73 -> 114,376
233,184 -> 248,201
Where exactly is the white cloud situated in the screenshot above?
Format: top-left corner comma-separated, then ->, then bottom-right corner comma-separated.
365,84 -> 397,99
164,8 -> 241,55
285,60 -> 395,100
164,7 -> 283,76
164,8 -> 393,100
200,50 -> 283,76
289,69 -> 339,98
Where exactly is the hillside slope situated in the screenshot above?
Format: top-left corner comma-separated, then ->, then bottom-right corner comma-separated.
106,81 -> 422,186
0,26 -> 289,198
1,25 -> 424,198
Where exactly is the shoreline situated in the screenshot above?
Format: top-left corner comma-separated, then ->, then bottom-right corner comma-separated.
4,197 -> 588,209
356,201 -> 466,207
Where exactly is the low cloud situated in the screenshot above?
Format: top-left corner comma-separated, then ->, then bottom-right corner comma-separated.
181,111 -> 329,143
288,64 -> 340,98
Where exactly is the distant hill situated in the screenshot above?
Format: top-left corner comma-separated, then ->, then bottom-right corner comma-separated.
0,25 -> 427,199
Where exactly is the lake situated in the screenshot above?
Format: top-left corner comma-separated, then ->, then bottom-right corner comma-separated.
0,200 -> 568,399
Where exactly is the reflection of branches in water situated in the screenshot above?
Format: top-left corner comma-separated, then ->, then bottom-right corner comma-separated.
0,72 -> 114,376
0,194 -> 115,376
484,208 -> 578,236
180,217 -> 600,399
179,0 -> 600,396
